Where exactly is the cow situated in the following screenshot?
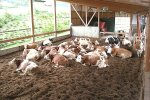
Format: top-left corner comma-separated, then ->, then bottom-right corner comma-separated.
8,58 -> 38,75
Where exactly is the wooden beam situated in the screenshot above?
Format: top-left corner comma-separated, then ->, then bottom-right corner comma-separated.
85,6 -> 88,26
29,0 -> 35,42
87,9 -> 97,26
58,0 -> 148,13
137,15 -> 141,38
71,4 -> 86,25
129,14 -> 133,37
54,0 -> 57,38
145,10 -> 150,72
98,8 -> 100,37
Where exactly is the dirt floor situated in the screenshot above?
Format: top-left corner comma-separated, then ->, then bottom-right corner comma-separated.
0,38 -> 143,100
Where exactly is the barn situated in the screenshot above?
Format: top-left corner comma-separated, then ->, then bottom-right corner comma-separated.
0,0 -> 150,100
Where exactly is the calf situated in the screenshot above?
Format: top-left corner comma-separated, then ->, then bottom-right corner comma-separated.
105,36 -> 120,45
107,47 -> 132,59
24,43 -> 37,49
134,39 -> 144,57
41,38 -> 53,46
44,54 -> 69,67
63,50 -> 77,60
76,52 -> 108,68
40,46 -> 58,57
22,49 -> 40,60
8,58 -> 38,75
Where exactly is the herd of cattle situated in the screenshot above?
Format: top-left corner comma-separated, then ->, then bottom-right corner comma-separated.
8,36 -> 145,75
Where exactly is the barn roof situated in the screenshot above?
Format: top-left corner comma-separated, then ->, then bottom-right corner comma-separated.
57,0 -> 150,13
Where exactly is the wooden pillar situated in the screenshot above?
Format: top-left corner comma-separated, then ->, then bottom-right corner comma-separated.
98,8 -> 100,36
137,14 -> 141,38
85,6 -> 88,26
30,0 -> 35,42
54,0 -> 57,38
130,14 -> 133,37
145,10 -> 150,72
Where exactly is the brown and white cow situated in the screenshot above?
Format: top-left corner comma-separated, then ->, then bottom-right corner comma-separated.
107,47 -> 132,59
133,38 -> 144,57
76,51 -> 108,68
22,49 -> 40,60
8,58 -> 38,75
24,43 -> 38,49
44,54 -> 69,67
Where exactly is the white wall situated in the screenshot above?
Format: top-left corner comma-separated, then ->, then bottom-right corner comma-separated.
72,26 -> 99,38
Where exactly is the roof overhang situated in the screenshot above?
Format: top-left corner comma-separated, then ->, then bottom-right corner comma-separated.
57,0 -> 149,13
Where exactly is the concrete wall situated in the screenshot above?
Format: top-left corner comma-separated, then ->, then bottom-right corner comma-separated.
72,26 -> 99,38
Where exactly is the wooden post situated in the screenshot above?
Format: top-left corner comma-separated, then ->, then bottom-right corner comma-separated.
145,11 -> 150,72
70,4 -> 72,36
54,0 -> 57,38
30,0 -> 35,42
85,6 -> 88,26
137,14 -> 141,39
129,14 -> 133,37
98,8 -> 100,36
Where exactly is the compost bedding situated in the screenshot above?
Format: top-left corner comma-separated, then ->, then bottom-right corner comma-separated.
0,38 -> 143,100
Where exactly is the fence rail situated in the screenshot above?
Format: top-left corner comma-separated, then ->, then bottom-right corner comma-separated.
0,27 -> 42,34
0,29 -> 70,43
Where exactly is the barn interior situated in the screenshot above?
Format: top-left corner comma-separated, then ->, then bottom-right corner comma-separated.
0,0 -> 150,100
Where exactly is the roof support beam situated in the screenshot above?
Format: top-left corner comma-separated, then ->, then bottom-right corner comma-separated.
71,4 -> 86,26
87,9 -> 97,26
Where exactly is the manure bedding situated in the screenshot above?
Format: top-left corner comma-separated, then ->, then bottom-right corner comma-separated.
0,38 -> 143,100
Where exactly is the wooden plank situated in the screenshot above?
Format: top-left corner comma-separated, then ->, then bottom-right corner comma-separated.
30,0 -> 35,43
0,29 -> 70,44
85,6 -> 88,26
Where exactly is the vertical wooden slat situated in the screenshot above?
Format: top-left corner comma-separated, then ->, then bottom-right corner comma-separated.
86,6 -> 88,26
130,14 -> 133,37
70,4 -> 72,35
137,14 -> 141,38
54,0 -> 57,38
98,8 -> 100,36
145,10 -> 150,72
30,0 -> 35,42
